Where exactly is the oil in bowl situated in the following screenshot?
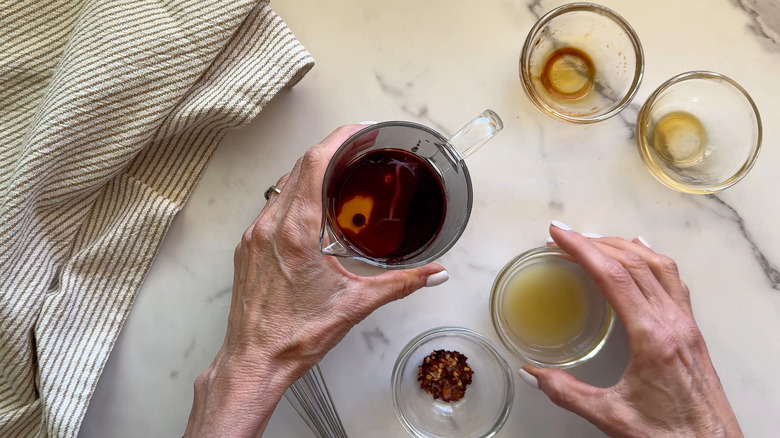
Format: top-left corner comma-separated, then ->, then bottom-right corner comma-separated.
636,71 -> 762,194
651,111 -> 708,167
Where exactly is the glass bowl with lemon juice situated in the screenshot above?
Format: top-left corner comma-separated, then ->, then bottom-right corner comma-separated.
490,246 -> 615,368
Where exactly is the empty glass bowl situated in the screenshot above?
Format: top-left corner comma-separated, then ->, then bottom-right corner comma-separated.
636,71 -> 762,194
520,2 -> 644,123
490,247 -> 615,368
391,327 -> 513,438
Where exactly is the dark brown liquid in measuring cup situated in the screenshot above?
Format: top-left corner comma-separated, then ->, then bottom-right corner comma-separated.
331,149 -> 446,259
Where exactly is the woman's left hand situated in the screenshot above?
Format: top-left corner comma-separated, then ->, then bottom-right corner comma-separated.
184,124 -> 447,437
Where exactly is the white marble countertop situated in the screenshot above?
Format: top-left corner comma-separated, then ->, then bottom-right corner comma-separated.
79,0 -> 780,437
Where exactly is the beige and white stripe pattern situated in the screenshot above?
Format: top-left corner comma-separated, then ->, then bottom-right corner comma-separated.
0,1 -> 313,436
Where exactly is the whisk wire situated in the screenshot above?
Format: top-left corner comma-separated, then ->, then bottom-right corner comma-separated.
284,364 -> 349,438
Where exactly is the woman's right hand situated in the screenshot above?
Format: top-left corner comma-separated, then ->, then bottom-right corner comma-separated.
521,223 -> 743,438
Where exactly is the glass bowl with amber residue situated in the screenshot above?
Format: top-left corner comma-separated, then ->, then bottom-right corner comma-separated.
520,2 -> 644,123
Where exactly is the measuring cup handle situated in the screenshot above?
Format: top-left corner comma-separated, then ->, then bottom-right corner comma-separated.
448,109 -> 504,160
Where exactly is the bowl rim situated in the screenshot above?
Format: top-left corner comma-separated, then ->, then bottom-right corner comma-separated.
489,246 -> 615,368
391,326 -> 514,438
519,2 -> 645,124
635,70 -> 763,194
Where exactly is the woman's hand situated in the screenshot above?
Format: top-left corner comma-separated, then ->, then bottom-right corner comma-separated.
521,223 -> 742,438
184,125 -> 447,437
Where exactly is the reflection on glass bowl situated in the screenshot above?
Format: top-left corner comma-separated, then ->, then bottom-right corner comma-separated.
391,327 -> 513,438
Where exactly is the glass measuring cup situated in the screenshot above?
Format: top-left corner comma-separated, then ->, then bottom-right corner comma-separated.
320,110 -> 503,269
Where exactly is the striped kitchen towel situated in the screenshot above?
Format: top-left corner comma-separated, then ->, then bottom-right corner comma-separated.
0,1 -> 313,436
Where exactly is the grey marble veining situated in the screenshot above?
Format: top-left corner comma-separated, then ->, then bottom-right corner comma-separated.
732,0 -> 780,50
526,0 -> 545,20
361,327 -> 391,353
204,287 -> 231,303
374,72 -> 406,97
374,72 -> 451,134
615,102 -> 641,141
704,195 -> 780,290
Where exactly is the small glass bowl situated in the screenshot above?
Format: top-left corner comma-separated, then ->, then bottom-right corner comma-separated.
636,71 -> 762,194
490,247 -> 615,368
391,327 -> 513,438
520,2 -> 644,123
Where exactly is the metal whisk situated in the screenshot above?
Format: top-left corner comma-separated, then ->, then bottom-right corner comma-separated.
284,364 -> 349,438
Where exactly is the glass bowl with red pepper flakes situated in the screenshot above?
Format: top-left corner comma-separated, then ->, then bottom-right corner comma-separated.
418,349 -> 474,402
391,327 -> 514,438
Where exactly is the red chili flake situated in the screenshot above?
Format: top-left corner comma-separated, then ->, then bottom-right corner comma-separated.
417,349 -> 474,402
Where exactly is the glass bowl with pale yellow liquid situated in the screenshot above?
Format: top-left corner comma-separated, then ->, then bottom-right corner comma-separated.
490,247 -> 615,368
636,71 -> 762,194
520,2 -> 644,123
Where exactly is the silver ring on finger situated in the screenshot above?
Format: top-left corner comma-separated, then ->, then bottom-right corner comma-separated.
264,184 -> 282,201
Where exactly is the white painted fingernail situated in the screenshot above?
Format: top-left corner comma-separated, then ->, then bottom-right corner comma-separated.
637,236 -> 652,249
425,270 -> 449,287
546,235 -> 555,244
518,368 -> 539,389
358,121 -> 377,125
582,233 -> 602,238
551,220 -> 572,231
